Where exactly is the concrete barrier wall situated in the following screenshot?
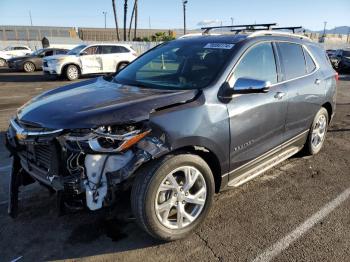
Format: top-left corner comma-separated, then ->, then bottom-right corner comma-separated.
0,40 -> 161,54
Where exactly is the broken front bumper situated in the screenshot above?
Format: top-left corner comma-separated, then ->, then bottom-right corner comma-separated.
5,118 -> 168,214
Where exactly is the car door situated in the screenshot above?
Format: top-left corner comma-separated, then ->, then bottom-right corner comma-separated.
226,42 -> 288,172
79,45 -> 103,74
100,45 -> 120,73
276,42 -> 325,141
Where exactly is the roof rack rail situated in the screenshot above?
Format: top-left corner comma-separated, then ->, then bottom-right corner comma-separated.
201,23 -> 277,34
247,30 -> 311,40
272,26 -> 303,33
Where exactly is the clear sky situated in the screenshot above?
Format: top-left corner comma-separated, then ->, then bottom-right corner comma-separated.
0,0 -> 349,31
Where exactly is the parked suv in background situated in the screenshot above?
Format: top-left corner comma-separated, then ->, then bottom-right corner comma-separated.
7,48 -> 68,72
6,27 -> 337,241
0,45 -> 32,67
329,48 -> 350,72
43,43 -> 138,80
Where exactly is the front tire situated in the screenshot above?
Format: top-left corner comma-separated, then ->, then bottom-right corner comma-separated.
23,61 -> 35,72
65,64 -> 80,81
304,107 -> 329,155
131,153 -> 215,241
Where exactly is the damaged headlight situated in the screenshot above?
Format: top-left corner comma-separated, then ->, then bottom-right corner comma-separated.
65,125 -> 151,153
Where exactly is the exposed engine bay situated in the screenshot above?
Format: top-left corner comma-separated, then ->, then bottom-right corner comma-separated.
5,118 -> 169,216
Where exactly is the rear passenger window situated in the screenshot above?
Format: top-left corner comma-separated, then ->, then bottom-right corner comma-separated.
118,46 -> 130,53
231,42 -> 277,85
303,48 -> 316,73
277,42 -> 306,80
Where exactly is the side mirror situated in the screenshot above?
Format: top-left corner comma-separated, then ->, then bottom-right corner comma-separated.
220,78 -> 271,98
80,51 -> 88,56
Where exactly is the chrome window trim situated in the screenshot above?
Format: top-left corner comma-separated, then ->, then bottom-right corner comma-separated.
10,118 -> 63,136
226,40 -> 320,88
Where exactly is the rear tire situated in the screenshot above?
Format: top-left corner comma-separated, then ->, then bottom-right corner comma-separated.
23,61 -> 35,72
0,58 -> 6,67
131,153 -> 215,241
117,62 -> 128,72
65,64 -> 80,81
304,107 -> 329,155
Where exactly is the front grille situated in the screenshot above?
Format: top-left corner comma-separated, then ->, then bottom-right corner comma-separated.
20,143 -> 60,179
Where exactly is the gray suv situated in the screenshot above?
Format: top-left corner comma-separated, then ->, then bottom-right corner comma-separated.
5,25 -> 337,241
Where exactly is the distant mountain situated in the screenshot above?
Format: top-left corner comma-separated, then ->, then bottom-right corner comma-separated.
306,26 -> 350,34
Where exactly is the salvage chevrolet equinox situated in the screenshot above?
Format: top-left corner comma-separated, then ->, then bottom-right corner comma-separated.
5,24 -> 337,241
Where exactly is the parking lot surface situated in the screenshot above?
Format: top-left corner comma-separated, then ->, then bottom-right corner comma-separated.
0,69 -> 349,262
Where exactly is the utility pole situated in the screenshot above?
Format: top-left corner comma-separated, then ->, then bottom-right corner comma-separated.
230,17 -> 234,26
182,0 -> 188,35
124,0 -> 128,41
134,0 -> 138,40
323,21 -> 327,37
29,10 -> 33,26
103,11 -> 107,29
148,16 -> 151,38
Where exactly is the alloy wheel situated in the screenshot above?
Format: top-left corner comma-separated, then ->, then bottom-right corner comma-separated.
24,62 -> 35,72
67,66 -> 78,80
155,166 -> 207,229
311,114 -> 327,149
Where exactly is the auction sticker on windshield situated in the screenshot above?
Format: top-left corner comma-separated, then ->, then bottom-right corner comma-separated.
204,43 -> 234,49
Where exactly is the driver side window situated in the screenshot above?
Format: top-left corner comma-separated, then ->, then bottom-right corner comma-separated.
229,42 -> 277,87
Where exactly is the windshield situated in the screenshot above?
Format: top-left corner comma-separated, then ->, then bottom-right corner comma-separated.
3,46 -> 11,51
67,45 -> 87,55
114,41 -> 235,89
32,48 -> 44,56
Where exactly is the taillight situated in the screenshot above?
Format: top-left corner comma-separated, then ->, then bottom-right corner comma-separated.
335,72 -> 339,81
132,51 -> 138,57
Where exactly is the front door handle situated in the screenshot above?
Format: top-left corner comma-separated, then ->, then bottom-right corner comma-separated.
274,92 -> 286,100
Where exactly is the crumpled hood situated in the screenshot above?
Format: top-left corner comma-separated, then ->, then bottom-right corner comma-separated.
17,77 -> 199,129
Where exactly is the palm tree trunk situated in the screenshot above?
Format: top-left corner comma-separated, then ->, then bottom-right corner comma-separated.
134,0 -> 138,40
123,0 -> 128,41
112,0 -> 120,41
128,0 -> 136,41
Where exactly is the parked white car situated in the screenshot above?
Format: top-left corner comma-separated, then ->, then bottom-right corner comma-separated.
0,45 -> 32,67
43,43 -> 138,80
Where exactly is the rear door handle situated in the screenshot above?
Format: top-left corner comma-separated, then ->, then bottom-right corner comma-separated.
274,92 -> 286,100
315,79 -> 322,85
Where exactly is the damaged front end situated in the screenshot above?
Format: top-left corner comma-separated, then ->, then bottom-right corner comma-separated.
6,118 -> 169,216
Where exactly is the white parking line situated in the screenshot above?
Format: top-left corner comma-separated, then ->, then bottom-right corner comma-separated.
253,187 -> 350,262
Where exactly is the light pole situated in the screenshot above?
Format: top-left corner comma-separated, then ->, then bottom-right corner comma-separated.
182,0 -> 188,35
103,11 -> 107,29
231,17 -> 234,26
323,21 -> 327,37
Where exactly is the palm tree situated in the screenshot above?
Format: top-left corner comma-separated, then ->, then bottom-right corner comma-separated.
112,0 -> 120,41
123,0 -> 128,41
134,0 -> 138,40
128,0 -> 137,40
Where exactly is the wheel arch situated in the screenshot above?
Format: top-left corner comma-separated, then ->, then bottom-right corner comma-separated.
322,102 -> 333,123
62,63 -> 81,75
116,61 -> 130,70
166,145 -> 224,193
